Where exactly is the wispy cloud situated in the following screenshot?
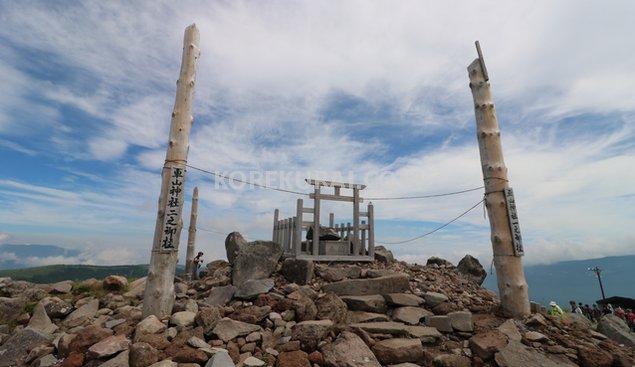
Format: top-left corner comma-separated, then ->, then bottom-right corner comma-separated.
0,1 -> 633,267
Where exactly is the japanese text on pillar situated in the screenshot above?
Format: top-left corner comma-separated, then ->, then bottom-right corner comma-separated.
161,167 -> 185,252
504,188 -> 524,256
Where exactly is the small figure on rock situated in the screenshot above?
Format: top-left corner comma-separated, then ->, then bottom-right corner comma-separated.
548,301 -> 566,319
192,251 -> 204,280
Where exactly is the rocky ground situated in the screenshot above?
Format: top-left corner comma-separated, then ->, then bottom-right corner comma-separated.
1,235 -> 634,367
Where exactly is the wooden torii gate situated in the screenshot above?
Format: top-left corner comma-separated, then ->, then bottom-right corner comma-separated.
273,179 -> 375,261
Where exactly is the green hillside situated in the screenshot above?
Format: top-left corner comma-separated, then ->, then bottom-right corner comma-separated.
0,264 -> 151,283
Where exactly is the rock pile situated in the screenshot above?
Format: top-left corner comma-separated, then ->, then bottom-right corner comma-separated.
1,236 -> 634,367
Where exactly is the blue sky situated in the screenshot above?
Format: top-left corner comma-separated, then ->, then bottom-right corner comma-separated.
1,1 -> 634,268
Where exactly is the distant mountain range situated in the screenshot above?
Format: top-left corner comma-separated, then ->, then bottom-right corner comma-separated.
482,255 -> 635,309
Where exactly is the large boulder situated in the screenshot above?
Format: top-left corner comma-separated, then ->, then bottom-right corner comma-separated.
291,320 -> 333,351
457,254 -> 487,285
41,296 -> 73,319
315,293 -> 347,324
371,338 -> 423,364
373,246 -> 394,263
321,274 -> 410,296
281,258 -> 314,285
0,328 -> 54,367
231,241 -> 283,287
597,314 -> 635,348
225,232 -> 248,264
426,257 -> 453,267
494,340 -> 577,367
320,331 -> 381,367
0,297 -> 26,322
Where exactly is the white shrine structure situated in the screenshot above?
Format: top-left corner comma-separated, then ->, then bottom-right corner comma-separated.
272,179 -> 375,261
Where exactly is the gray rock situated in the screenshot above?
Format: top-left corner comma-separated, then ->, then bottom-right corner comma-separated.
423,292 -> 448,308
170,311 -> 196,328
99,349 -> 130,367
349,321 -> 412,336
123,277 -> 147,299
0,328 -> 54,367
525,313 -> 547,327
391,306 -> 432,325
346,311 -> 390,324
0,297 -> 26,322
291,319 -> 333,351
384,293 -> 424,307
371,338 -> 423,364
27,302 -> 58,334
130,342 -> 159,367
234,278 -> 274,300
205,350 -> 235,367
64,298 -> 99,322
225,231 -> 248,264
205,285 -> 237,305
231,241 -> 283,286
497,319 -> 522,342
433,354 -> 472,367
212,317 -> 261,342
50,280 -> 74,294
87,334 -> 130,359
134,315 -> 167,341
373,246 -> 394,263
32,354 -> 59,367
317,266 -> 362,282
406,326 -> 443,344
243,357 -> 266,367
524,331 -> 548,343
597,314 -> 635,347
149,360 -> 178,367
105,319 -> 127,329
447,311 -> 473,332
425,315 -> 453,333
469,330 -> 508,361
426,257 -> 453,267
188,336 -> 210,349
457,254 -> 487,285
321,274 -> 410,296
341,295 -> 387,313
495,340 -> 577,367
315,293 -> 347,324
41,297 -> 73,318
321,331 -> 381,367
195,306 -> 222,336
281,258 -> 314,285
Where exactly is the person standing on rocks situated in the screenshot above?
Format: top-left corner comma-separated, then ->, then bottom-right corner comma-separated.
192,251 -> 204,280
549,301 -> 566,319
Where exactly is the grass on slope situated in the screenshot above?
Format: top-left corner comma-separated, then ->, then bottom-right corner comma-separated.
0,264 -> 150,283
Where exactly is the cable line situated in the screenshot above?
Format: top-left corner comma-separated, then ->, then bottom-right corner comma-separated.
376,198 -> 484,245
366,186 -> 483,200
185,164 -> 310,196
186,164 -> 484,200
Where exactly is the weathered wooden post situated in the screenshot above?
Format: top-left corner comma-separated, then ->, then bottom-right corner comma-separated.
142,24 -> 200,319
184,186 -> 199,281
468,41 -> 530,318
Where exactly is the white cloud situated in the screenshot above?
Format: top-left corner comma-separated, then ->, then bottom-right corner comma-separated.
0,0 -> 634,267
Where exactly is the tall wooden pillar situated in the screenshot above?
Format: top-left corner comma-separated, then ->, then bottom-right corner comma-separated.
142,24 -> 200,319
184,186 -> 199,281
468,41 -> 529,318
